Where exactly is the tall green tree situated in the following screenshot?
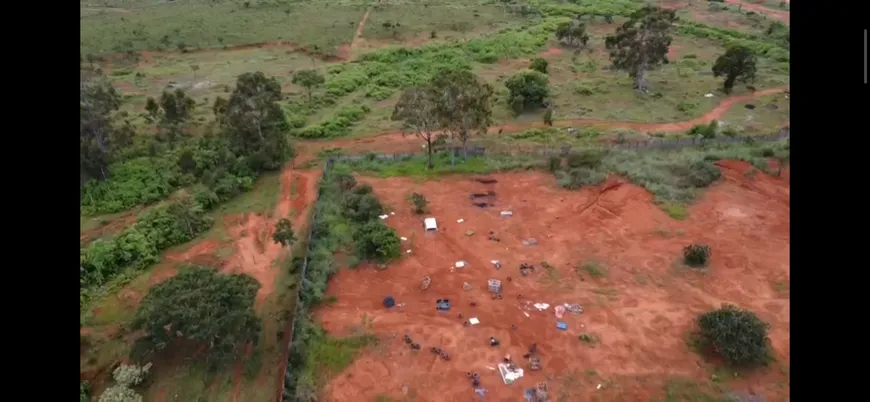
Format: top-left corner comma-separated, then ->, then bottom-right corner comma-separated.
712,46 -> 758,94
159,88 -> 196,125
392,86 -> 441,169
429,68 -> 493,158
272,218 -> 297,247
80,70 -> 122,182
505,69 -> 549,115
130,267 -> 261,369
555,20 -> 590,47
291,69 -> 325,103
221,72 -> 292,171
604,6 -> 677,92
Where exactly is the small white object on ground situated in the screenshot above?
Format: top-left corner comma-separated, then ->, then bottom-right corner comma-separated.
400,237 -> 408,241
533,303 -> 550,311
406,249 -> 412,254
523,312 -> 530,318
491,260 -> 500,265
379,214 -> 389,220
457,218 -> 464,223
597,384 -> 602,390
469,317 -> 480,325
704,93 -> 714,98
424,217 -> 438,231
500,211 -> 513,217
498,363 -> 524,384
455,261 -> 467,268
390,212 -> 395,215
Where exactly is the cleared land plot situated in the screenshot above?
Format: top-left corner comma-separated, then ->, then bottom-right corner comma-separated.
80,2 -> 367,55
720,92 -> 789,136
313,164 -> 789,401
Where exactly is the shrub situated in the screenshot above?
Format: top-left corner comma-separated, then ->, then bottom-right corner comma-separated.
685,161 -> 722,188
547,155 -> 561,172
272,218 -> 297,247
696,304 -> 772,367
353,220 -> 402,262
683,244 -> 711,267
529,57 -> 548,74
556,167 -> 607,190
408,193 -> 428,214
342,192 -> 385,223
566,149 -> 604,169
505,70 -> 549,112
543,108 -> 554,126
687,120 -> 719,139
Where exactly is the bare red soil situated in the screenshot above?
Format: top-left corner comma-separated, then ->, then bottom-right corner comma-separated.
314,166 -> 789,401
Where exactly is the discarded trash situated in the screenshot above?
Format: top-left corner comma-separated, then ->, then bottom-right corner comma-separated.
523,312 -> 530,318
383,296 -> 396,308
497,363 -> 524,384
406,249 -> 412,254
522,238 -> 538,246
474,387 -> 487,397
390,212 -> 395,215
490,337 -> 500,346
491,260 -> 502,270
533,303 -> 550,311
457,218 -> 465,223
469,317 -> 480,325
555,305 -> 566,319
421,276 -> 431,290
597,384 -> 603,390
704,93 -> 714,98
424,217 -> 438,231
436,299 -> 451,311
486,366 -> 496,371
488,279 -> 502,293
400,236 -> 408,241
556,321 -> 568,330
500,211 -> 513,217
466,230 -> 475,237
455,261 -> 467,268
564,303 -> 584,314
463,282 -> 473,291
379,214 -> 389,220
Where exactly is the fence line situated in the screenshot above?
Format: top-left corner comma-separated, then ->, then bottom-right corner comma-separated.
278,159 -> 334,402
334,127 -> 790,162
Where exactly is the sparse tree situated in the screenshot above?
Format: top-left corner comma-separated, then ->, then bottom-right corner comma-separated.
159,88 -> 196,125
529,57 -> 548,74
272,218 -> 297,247
604,6 -> 677,92
145,97 -> 160,122
429,68 -> 494,158
291,69 -> 325,103
543,108 -> 554,126
555,20 -> 590,47
191,64 -> 200,80
130,267 -> 261,369
408,193 -> 428,214
712,46 -> 758,94
80,69 -> 122,182
221,72 -> 292,171
505,69 -> 549,114
392,86 -> 441,169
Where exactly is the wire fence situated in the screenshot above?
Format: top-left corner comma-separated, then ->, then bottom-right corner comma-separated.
278,158 -> 334,402
334,127 -> 790,162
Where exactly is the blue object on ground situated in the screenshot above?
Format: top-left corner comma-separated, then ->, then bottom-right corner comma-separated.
524,388 -> 536,402
436,298 -> 451,311
556,321 -> 568,330
383,296 -> 396,308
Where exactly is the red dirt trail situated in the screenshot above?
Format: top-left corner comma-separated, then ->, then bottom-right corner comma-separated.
337,7 -> 372,60
315,165 -> 789,401
297,87 -> 789,157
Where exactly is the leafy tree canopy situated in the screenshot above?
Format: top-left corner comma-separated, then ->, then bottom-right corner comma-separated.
130,267 -> 261,369
555,20 -> 590,47
291,69 -> 326,103
712,46 -> 758,94
697,304 -> 773,368
604,5 -> 676,91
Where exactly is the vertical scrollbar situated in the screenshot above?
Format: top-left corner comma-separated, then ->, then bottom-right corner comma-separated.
865,29 -> 868,84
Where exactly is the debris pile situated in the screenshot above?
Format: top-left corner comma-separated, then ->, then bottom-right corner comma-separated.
420,276 -> 431,290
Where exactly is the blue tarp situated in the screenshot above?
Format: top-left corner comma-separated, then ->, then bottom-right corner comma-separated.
436,299 -> 451,311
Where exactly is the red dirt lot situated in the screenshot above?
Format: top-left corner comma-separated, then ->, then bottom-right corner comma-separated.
315,165 -> 789,401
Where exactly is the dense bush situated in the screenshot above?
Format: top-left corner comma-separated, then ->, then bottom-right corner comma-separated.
353,220 -> 402,262
80,195 -> 213,304
685,161 -> 722,188
505,70 -> 550,114
294,106 -> 368,138
566,149 -> 605,169
547,155 -> 562,172
683,244 -> 711,267
696,304 -> 772,367
529,57 -> 548,74
556,167 -> 607,190
409,193 -> 428,214
342,187 -> 385,222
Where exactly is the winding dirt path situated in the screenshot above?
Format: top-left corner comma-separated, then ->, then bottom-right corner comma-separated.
725,0 -> 790,25
297,87 -> 789,156
337,7 -> 372,60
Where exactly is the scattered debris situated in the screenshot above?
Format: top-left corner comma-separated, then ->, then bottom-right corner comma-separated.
424,217 -> 438,231
488,279 -> 502,293
379,214 -> 389,220
491,260 -> 502,269
455,261 -> 467,268
556,321 -> 568,330
436,299 -> 451,311
597,383 -> 603,390
491,293 -> 504,300
490,337 -> 501,346
521,238 -> 538,246
523,312 -> 530,318
486,366 -> 496,371
473,202 -> 490,208
463,282 -> 473,291
555,305 -> 566,319
474,387 -> 487,397
406,249 -> 412,254
564,303 -> 584,314
383,296 -> 396,308
501,211 -> 514,217
488,231 -> 501,242
469,317 -> 480,325
466,230 -> 475,237
704,93 -> 714,98
420,276 -> 431,290
457,218 -> 465,223
400,236 -> 408,241
520,263 -> 536,276
533,303 -> 550,311
497,362 -> 524,384
528,357 -> 542,371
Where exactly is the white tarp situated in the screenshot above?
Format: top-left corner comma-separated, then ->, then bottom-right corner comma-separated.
424,217 -> 437,231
